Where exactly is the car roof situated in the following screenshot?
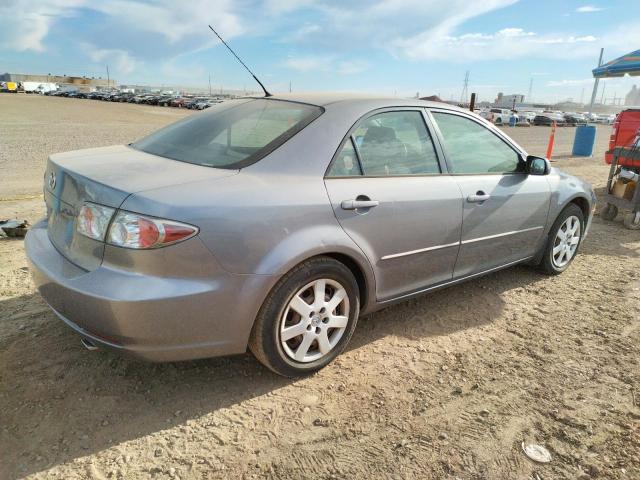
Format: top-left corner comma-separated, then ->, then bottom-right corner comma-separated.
245,92 -> 468,112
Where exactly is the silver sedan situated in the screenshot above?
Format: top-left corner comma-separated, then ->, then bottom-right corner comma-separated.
26,94 -> 596,377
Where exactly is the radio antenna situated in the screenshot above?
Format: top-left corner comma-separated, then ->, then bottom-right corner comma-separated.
208,25 -> 272,97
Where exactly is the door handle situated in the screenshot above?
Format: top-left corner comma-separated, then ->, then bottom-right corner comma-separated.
467,191 -> 490,203
341,199 -> 379,210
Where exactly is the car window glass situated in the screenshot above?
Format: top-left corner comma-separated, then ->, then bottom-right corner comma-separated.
432,112 -> 521,174
354,111 -> 440,176
133,99 -> 323,169
327,138 -> 362,177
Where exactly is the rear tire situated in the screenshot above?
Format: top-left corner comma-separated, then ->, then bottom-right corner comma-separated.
600,202 -> 618,221
249,257 -> 360,377
538,204 -> 584,275
623,211 -> 640,230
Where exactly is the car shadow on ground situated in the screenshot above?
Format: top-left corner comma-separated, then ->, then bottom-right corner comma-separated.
0,261 -> 552,478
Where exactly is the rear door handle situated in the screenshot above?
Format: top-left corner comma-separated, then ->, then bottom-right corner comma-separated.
467,192 -> 490,203
341,199 -> 379,210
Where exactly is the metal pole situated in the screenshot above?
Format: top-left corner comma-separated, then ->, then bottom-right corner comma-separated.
469,93 -> 476,112
588,48 -> 604,116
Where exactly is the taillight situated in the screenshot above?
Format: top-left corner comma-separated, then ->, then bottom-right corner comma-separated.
610,121 -> 620,146
77,203 -> 116,240
106,211 -> 198,249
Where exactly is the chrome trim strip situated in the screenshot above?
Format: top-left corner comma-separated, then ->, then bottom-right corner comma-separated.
460,226 -> 544,245
379,256 -> 533,304
381,241 -> 460,260
381,226 -> 544,261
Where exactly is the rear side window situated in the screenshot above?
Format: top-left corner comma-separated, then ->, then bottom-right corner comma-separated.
432,112 -> 522,174
328,110 -> 440,177
328,138 -> 362,176
133,99 -> 323,169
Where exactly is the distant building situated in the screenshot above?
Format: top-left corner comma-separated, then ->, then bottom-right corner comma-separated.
495,92 -> 526,107
625,85 -> 640,106
0,73 -> 115,92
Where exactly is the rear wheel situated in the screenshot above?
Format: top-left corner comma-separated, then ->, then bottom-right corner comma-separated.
538,204 -> 584,275
623,211 -> 640,230
600,202 -> 618,221
249,257 -> 360,377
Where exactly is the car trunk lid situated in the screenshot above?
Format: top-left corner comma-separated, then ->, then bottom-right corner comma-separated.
44,145 -> 237,271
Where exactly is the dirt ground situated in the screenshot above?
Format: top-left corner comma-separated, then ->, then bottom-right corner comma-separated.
0,94 -> 638,480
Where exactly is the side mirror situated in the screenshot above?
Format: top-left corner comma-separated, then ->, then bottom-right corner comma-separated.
526,155 -> 550,175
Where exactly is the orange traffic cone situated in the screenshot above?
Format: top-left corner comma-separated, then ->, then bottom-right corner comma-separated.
546,121 -> 556,159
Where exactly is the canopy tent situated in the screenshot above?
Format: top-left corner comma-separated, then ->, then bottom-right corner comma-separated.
592,49 -> 640,78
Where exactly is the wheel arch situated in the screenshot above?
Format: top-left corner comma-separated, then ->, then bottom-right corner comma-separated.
569,195 -> 590,225
322,252 -> 370,310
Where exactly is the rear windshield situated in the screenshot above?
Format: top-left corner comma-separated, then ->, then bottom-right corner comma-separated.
132,98 -> 323,169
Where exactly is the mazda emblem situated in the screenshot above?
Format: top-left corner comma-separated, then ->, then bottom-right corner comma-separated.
48,171 -> 56,189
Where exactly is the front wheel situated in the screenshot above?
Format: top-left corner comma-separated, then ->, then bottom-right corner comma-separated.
600,202 -> 618,221
249,257 -> 360,377
538,204 -> 584,275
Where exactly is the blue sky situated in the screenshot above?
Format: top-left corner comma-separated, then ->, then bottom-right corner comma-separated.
1,0 -> 639,102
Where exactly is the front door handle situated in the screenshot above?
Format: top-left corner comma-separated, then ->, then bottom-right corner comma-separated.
467,191 -> 490,203
341,199 -> 379,210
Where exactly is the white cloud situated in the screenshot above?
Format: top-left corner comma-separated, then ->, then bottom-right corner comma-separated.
576,5 -> 603,13
0,0 -> 85,52
393,26 -> 600,61
83,46 -> 137,74
0,0 -> 245,57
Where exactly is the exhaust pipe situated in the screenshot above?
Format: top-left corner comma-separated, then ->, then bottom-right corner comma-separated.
81,338 -> 99,351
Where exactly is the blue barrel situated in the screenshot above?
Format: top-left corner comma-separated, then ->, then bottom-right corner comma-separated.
572,125 -> 597,156
509,114 -> 517,127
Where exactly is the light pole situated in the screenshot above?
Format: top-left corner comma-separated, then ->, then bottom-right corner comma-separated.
588,48 -> 604,116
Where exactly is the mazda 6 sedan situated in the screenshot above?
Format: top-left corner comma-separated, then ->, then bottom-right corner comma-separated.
26,94 -> 596,377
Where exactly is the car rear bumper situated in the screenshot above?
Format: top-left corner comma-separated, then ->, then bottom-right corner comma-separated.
25,220 -> 275,362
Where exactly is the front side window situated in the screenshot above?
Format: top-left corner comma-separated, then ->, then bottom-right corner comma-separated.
328,110 -> 440,177
432,112 -> 522,174
133,99 -> 323,169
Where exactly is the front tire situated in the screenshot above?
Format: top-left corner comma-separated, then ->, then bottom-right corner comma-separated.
248,257 -> 360,377
538,204 -> 584,275
600,202 -> 618,221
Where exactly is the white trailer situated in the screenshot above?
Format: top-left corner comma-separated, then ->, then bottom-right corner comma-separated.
22,82 -> 58,94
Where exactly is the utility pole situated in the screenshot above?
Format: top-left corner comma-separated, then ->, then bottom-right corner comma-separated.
106,65 -> 110,90
208,73 -> 212,96
588,48 -> 604,115
460,70 -> 469,104
528,77 -> 533,103
600,81 -> 606,105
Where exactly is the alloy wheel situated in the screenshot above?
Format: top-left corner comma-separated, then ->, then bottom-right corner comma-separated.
280,279 -> 350,363
552,215 -> 581,268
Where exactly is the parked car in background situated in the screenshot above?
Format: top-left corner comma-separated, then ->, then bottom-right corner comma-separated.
533,114 -> 566,126
26,94 -> 595,377
489,108 -> 519,125
519,111 -> 537,123
563,113 -> 587,126
158,96 -> 177,107
131,95 -> 150,103
169,97 -> 191,108
186,97 -> 209,109
194,99 -> 215,110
